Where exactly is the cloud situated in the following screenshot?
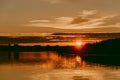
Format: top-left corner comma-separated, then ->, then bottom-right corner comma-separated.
70,10 -> 98,24
25,10 -> 119,29
0,33 -> 52,36
55,17 -> 73,23
82,10 -> 97,15
42,0 -> 79,4
30,20 -> 50,23
80,10 -> 97,17
78,15 -> 117,27
70,17 -> 89,24
42,0 -> 64,4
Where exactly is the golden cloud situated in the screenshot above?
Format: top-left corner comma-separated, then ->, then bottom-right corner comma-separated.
25,10 -> 119,29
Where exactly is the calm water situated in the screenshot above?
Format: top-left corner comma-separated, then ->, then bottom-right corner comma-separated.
0,52 -> 120,80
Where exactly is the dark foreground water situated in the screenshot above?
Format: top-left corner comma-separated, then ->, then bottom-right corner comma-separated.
0,52 -> 120,80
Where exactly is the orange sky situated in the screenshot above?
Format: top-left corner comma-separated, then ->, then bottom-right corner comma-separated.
0,0 -> 120,34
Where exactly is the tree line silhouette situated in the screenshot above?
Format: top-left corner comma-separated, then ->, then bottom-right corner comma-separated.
0,38 -> 120,55
0,38 -> 120,65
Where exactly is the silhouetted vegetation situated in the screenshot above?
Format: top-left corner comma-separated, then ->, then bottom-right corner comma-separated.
0,38 -> 120,55
81,38 -> 120,66
81,38 -> 120,55
0,38 -> 120,65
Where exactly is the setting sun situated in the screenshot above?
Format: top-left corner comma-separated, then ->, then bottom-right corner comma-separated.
75,41 -> 82,46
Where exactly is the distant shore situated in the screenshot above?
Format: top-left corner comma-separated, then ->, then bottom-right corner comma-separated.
0,38 -> 120,66
0,38 -> 120,55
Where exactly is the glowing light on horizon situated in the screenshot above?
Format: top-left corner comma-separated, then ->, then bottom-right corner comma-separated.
75,41 -> 82,46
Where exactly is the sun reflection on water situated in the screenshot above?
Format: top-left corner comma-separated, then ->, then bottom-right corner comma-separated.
0,52 -> 120,80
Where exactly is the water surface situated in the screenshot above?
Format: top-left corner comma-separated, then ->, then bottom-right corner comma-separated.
0,52 -> 120,80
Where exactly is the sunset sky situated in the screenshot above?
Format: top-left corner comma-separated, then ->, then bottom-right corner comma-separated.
0,0 -> 120,34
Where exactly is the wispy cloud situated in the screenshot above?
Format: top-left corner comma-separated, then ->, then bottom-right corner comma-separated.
80,10 -> 97,17
55,17 -> 73,23
0,33 -> 52,36
30,20 -> 50,23
42,0 -> 79,4
25,10 -> 119,29
42,0 -> 64,4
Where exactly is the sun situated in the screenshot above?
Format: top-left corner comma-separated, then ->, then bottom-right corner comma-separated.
75,41 -> 82,46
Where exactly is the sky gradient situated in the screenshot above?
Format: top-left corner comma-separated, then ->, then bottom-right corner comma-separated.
0,0 -> 120,34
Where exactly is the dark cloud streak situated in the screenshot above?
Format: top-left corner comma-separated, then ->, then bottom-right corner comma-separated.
70,17 -> 89,24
